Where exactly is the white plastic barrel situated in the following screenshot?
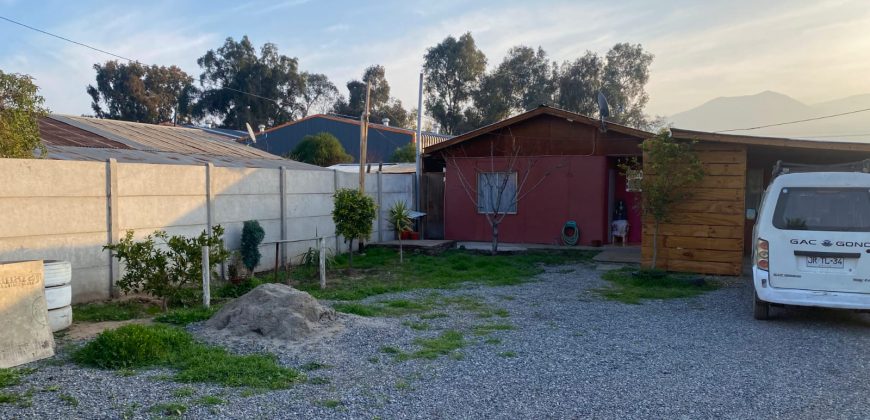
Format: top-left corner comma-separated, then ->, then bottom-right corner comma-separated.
48,305 -> 73,332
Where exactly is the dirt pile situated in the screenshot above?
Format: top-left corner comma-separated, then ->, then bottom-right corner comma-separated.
205,283 -> 337,341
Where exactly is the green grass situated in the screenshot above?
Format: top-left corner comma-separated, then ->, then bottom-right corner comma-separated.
0,367 -> 35,388
72,300 -> 160,322
498,351 -> 518,358
171,387 -> 196,398
483,337 -> 501,345
0,389 -> 33,407
597,268 -> 719,304
402,321 -> 430,331
394,330 -> 466,361
316,399 -> 342,409
288,248 -> 596,301
59,393 -> 79,407
150,402 -> 187,416
196,395 -> 226,406
154,305 -> 220,326
419,312 -> 448,320
72,324 -> 303,389
306,377 -> 330,385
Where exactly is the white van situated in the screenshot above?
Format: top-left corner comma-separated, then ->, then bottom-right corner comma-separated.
752,161 -> 870,319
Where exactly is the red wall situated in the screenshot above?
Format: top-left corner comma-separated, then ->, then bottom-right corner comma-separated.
444,155 -> 610,245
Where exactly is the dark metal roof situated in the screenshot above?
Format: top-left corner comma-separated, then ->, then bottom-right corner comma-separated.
38,115 -> 324,170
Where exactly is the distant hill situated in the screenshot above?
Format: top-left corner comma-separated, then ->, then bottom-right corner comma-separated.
668,91 -> 870,142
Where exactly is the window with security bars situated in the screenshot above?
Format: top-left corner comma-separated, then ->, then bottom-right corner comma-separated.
477,172 -> 517,214
626,169 -> 643,192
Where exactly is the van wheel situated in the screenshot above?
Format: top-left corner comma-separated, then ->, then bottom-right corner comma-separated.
753,293 -> 771,320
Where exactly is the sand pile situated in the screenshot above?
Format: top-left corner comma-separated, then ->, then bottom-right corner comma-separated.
205,283 -> 337,341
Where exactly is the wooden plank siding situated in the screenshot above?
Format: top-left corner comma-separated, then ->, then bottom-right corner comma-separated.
641,143 -> 747,275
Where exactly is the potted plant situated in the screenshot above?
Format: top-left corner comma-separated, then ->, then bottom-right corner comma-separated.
387,201 -> 412,263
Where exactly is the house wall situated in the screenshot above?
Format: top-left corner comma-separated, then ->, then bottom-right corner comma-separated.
641,143 -> 747,275
444,155 -> 609,245
253,117 -> 413,163
0,158 -> 413,303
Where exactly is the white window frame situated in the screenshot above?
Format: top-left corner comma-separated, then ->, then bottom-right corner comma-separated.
477,172 -> 518,214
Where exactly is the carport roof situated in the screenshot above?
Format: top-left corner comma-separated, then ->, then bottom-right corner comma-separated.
671,128 -> 870,153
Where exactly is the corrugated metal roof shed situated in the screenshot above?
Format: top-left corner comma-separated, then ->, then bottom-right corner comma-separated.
38,115 -> 323,170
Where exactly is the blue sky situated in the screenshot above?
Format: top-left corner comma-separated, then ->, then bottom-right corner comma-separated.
2,0 -> 870,118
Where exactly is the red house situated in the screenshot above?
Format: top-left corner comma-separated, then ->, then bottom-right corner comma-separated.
422,106 -> 652,246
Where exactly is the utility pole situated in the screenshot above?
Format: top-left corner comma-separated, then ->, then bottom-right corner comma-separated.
358,82 -> 372,193
415,72 -> 424,238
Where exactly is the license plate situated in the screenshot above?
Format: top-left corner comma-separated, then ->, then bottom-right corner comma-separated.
805,256 -> 844,269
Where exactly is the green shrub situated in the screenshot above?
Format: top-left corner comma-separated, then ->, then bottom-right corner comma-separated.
240,220 -> 265,273
104,226 -> 230,309
332,189 -> 377,269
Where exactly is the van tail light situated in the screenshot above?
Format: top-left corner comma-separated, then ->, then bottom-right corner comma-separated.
756,238 -> 769,271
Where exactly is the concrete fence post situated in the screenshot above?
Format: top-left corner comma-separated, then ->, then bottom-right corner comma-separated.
202,246 -> 210,308
319,237 -> 326,289
377,171 -> 383,242
333,169 -> 339,253
280,166 -> 287,267
106,158 -> 120,298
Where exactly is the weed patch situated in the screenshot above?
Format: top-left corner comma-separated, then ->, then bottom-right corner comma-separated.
0,389 -> 33,407
395,330 -> 466,361
154,306 -> 220,326
498,351 -> 518,358
307,377 -> 330,385
0,368 -> 35,388
402,321 -> 430,331
196,395 -> 225,406
59,393 -> 79,407
597,268 -> 718,304
73,324 -> 302,389
72,300 -> 160,322
316,399 -> 342,409
171,387 -> 195,398
299,361 -> 331,371
150,402 -> 187,416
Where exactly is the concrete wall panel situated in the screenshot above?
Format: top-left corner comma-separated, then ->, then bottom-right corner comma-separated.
118,163 -> 205,197
0,159 -> 105,198
118,196 -> 206,230
213,167 -> 279,195
285,170 -> 334,194
0,197 -> 107,237
215,194 -> 281,222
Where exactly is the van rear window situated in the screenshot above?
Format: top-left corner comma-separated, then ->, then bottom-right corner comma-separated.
773,188 -> 870,232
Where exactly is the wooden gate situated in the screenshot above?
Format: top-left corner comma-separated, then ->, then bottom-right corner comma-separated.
422,172 -> 445,239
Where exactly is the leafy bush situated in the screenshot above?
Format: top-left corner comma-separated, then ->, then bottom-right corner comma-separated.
332,188 -> 377,269
104,226 -> 230,309
289,132 -> 352,167
240,220 -> 265,273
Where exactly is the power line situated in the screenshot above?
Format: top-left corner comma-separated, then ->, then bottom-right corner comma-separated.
715,107 -> 870,133
0,15 -> 281,105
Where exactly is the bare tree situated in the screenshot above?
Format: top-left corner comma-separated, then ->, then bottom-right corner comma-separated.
444,131 -> 564,255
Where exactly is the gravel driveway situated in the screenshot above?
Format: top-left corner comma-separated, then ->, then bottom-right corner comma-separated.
3,263 -> 869,419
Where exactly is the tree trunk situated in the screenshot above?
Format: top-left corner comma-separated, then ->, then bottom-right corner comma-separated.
348,238 -> 354,271
399,237 -> 404,263
651,220 -> 659,270
491,222 -> 500,256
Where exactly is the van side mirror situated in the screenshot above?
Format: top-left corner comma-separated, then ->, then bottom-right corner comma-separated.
746,208 -> 757,221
